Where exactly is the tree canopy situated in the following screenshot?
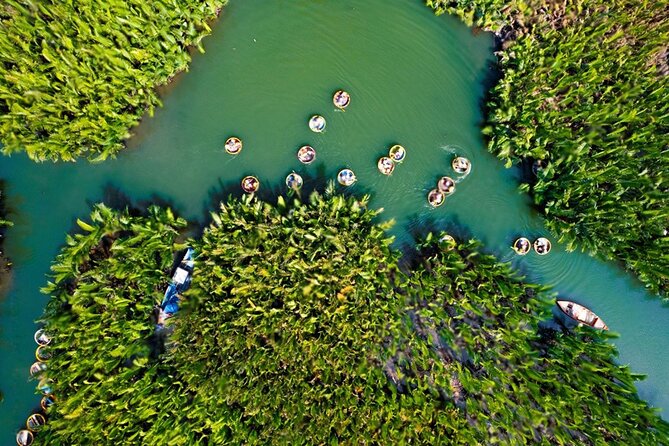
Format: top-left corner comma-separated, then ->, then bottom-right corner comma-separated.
34,195 -> 668,445
0,0 -> 226,161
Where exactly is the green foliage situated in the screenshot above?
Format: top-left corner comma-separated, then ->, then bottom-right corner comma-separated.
0,0 -> 226,161
36,196 -> 669,444
37,204 -> 188,444
427,0 -> 669,296
404,236 -> 668,444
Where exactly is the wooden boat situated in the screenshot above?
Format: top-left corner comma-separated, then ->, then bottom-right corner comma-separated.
512,237 -> 531,255
427,189 -> 445,207
388,144 -> 406,163
533,237 -> 552,255
16,430 -> 34,446
35,346 -> 51,362
337,169 -> 356,186
29,361 -> 47,377
26,414 -> 46,432
437,176 -> 455,195
241,175 -> 260,193
557,300 -> 608,330
333,90 -> 350,109
308,115 -> 326,132
452,156 -> 471,175
377,157 -> 395,175
224,137 -> 243,155
285,172 -> 303,190
33,329 -> 51,346
41,395 -> 56,411
297,145 -> 316,164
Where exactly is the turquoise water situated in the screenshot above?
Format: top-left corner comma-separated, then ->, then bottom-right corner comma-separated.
1,0 -> 667,439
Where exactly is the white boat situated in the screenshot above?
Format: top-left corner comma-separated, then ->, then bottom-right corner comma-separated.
557,300 -> 608,330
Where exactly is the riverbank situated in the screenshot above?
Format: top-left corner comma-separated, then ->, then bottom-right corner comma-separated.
427,0 -> 669,297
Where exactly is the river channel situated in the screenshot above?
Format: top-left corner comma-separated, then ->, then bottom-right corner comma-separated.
1,0 -> 667,438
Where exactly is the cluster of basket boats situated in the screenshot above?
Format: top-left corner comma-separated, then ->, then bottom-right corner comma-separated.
223,90 -> 477,206
16,249 -> 196,445
17,329 -> 54,445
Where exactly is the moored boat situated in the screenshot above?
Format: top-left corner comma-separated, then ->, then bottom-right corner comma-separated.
26,414 -> 46,432
35,346 -> 51,362
16,430 -> 33,446
41,395 -> 56,411
172,247 -> 195,291
29,361 -> 47,377
439,234 -> 455,249
158,248 -> 196,326
557,300 -> 608,330
33,329 -> 51,346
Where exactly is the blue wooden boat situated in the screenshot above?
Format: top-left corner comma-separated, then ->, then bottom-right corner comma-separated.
158,248 -> 195,325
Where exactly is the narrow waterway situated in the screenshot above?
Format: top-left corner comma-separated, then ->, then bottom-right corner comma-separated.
1,0 -> 667,438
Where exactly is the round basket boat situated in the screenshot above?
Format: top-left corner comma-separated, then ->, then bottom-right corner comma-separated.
308,115 -> 326,133
224,137 -> 243,155
512,237 -> 531,255
26,414 -> 46,432
297,145 -> 316,164
333,90 -> 350,109
439,234 -> 456,249
33,329 -> 51,346
437,176 -> 456,195
532,159 -> 546,176
29,361 -> 47,377
41,395 -> 56,411
35,346 -> 51,362
285,172 -> 303,190
452,156 -> 471,175
16,430 -> 33,446
427,189 -> 445,208
533,237 -> 552,255
337,169 -> 356,186
38,378 -> 53,396
377,157 -> 395,175
241,176 -> 260,194
388,145 -> 406,163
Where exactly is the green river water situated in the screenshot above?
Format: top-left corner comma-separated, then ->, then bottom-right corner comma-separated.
1,0 -> 667,439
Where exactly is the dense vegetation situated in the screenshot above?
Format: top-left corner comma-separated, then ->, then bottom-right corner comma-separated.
427,0 -> 669,295
35,195 -> 668,444
0,0 -> 226,161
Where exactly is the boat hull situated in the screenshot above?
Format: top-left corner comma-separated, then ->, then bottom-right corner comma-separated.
557,300 -> 608,330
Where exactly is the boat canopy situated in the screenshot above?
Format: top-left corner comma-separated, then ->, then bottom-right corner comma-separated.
172,267 -> 189,286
